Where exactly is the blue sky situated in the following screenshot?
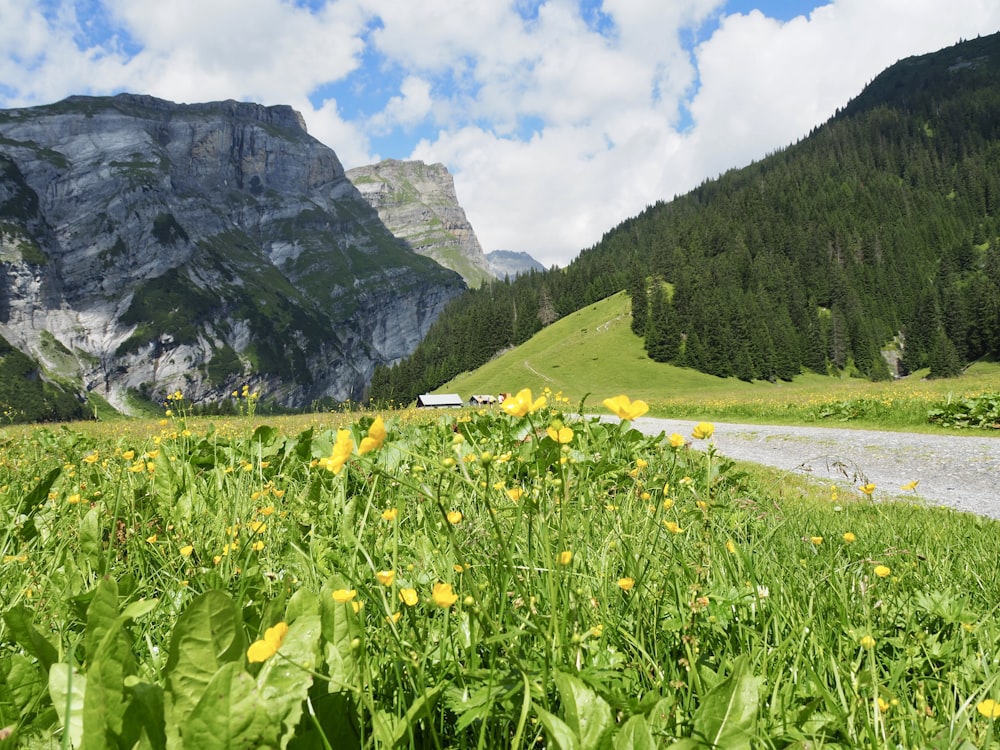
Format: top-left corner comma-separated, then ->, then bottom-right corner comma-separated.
2,1 -> 999,267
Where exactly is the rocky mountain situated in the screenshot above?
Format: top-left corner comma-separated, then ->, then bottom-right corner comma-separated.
0,94 -> 465,417
486,250 -> 545,278
346,160 -> 493,287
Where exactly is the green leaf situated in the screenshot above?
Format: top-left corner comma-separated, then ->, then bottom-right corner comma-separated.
612,715 -> 657,750
320,585 -> 362,691
3,605 -> 59,673
184,662 -> 279,750
164,591 -> 245,731
17,466 -> 60,541
553,671 -> 613,750
690,656 -> 761,750
49,663 -> 86,749
80,504 -> 104,574
534,706 -> 580,750
256,614 -> 322,748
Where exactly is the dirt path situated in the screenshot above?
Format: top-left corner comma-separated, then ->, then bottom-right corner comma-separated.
613,417 -> 1000,520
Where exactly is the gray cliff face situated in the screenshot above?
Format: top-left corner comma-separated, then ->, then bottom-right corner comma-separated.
486,250 -> 546,279
0,94 -> 465,412
346,159 -> 493,287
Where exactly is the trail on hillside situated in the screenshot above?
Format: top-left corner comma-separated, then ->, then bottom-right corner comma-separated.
598,417 -> 1000,520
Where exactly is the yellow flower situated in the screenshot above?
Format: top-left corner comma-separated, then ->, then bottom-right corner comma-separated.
877,697 -> 889,713
860,634 -> 876,650
359,416 -> 387,455
546,424 -> 574,444
725,539 -> 737,554
431,582 -> 459,608
247,622 -> 289,663
381,507 -> 398,522
399,588 -> 419,607
376,570 -> 396,586
617,577 -> 635,591
810,536 -> 823,545
331,589 -> 357,603
121,449 -> 135,461
859,483 -> 876,496
146,534 -> 158,544
662,497 -> 674,510
259,505 -> 275,516
691,422 -> 714,440
252,541 -> 265,552
874,565 -> 891,578
901,480 -> 920,491
179,545 -> 194,557
591,624 -> 604,637
82,452 -> 99,464
602,394 -> 649,421
506,487 -> 523,502
446,510 -> 463,525
663,521 -> 683,534
501,388 -> 547,417
842,532 -> 856,543
319,429 -> 355,474
249,521 -> 266,534
557,550 -> 574,565
668,433 -> 686,449
977,699 -> 1000,718
66,493 -> 81,504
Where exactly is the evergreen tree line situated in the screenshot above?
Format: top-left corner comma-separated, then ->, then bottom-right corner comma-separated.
370,33 -> 1000,404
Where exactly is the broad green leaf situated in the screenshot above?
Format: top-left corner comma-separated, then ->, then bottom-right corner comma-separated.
3,654 -> 46,716
691,656 -> 761,750
80,504 -> 104,574
3,605 -> 59,673
184,662 -> 279,750
553,671 -> 613,750
121,681 -> 167,750
154,449 -> 180,503
534,705 -> 580,750
17,467 -> 61,540
320,585 -> 361,691
284,589 -> 319,626
256,614 -> 322,749
612,715 -> 657,750
164,591 -> 245,727
49,663 -> 86,749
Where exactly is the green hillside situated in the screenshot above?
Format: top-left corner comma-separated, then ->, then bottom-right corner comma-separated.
373,32 -> 1000,405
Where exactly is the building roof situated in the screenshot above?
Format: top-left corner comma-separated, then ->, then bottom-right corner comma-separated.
417,393 -> 464,407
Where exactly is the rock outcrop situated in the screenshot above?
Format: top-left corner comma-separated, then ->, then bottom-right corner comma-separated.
346,160 -> 493,287
486,250 -> 545,279
0,94 -> 465,414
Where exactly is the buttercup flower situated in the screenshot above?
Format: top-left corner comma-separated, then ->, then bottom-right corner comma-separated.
860,634 -> 876,650
399,588 -> 419,607
617,577 -> 635,591
810,536 -> 823,545
977,699 -> 1000,718
859,483 -> 876,496
446,510 -> 463,525
376,570 -> 396,586
432,582 -> 459,608
332,589 -> 357,603
179,545 -> 194,557
725,539 -> 737,554
546,424 -> 574,444
319,429 -> 355,474
691,422 -> 714,440
557,550 -> 574,565
874,565 -> 891,578
842,532 -> 856,543
381,508 -> 398,522
501,388 -> 547,417
247,622 -> 289,663
669,433 -> 686,449
359,416 -> 387,455
901,480 -> 920,491
602,395 -> 649,421
663,521 -> 683,534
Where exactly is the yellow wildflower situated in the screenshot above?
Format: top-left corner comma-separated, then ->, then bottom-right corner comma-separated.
901,480 -> 919,491
252,541 -> 265,552
860,634 -> 876,650
977,699 -> 1000,718
332,589 -> 357,603
668,433 -> 686,448
810,536 -> 823,545
446,510 -> 463,525
66,493 -> 81,504
146,534 -> 158,544
376,570 -> 396,586
725,539 -> 737,554
691,422 -> 714,440
319,428 -> 354,474
602,394 -> 649,421
546,424 -> 574,443
557,550 -> 574,565
247,622 -> 288,663
431,582 -> 458,608
617,577 -> 635,591
506,487 -> 523,502
501,388 -> 546,417
399,588 -> 419,607
859,483 -> 876,496
179,545 -> 194,557
381,507 -> 399,521
663,521 -> 683,534
83,452 -> 99,464
121,450 -> 135,461
359,416 -> 387,455
874,565 -> 891,578
843,532 -> 856,543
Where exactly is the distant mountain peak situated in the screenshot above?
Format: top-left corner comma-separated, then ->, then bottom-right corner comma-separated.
486,250 -> 545,279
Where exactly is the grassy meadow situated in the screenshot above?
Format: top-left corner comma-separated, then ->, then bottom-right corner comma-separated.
1,300 -> 999,748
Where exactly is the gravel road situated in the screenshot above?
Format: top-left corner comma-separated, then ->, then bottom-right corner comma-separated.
614,417 -> 1000,520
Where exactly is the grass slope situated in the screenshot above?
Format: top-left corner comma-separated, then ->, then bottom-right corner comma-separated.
436,292 -> 1000,430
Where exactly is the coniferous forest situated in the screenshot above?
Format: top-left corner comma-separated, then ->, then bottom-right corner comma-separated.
369,33 -> 1000,404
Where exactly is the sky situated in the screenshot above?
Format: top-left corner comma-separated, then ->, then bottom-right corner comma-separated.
2,1 -> 999,268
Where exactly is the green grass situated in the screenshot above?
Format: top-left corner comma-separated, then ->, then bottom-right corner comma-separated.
1,399 -> 999,748
437,292 -> 1000,433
